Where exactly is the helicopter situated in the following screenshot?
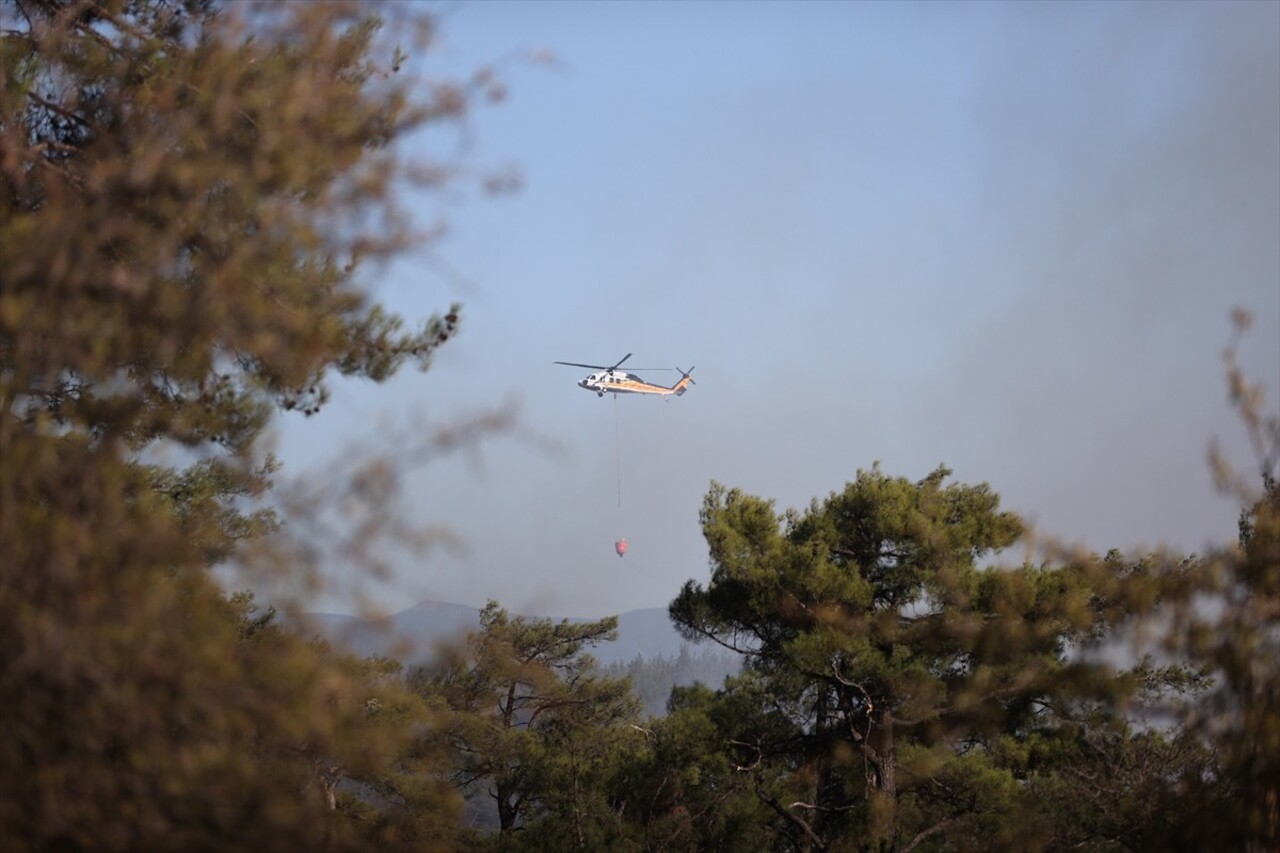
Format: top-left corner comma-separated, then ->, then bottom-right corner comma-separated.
554,353 -> 695,398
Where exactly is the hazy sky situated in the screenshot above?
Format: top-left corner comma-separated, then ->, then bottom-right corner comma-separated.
277,1 -> 1280,618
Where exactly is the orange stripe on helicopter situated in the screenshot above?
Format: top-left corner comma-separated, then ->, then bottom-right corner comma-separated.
612,380 -> 678,394
610,376 -> 691,395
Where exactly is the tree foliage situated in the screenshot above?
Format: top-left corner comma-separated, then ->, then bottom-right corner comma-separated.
0,0 -> 486,847
666,467 -> 1186,850
417,601 -> 640,846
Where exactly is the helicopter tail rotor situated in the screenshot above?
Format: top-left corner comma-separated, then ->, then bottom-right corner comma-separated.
672,366 -> 696,396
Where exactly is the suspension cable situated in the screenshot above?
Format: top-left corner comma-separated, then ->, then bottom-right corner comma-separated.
614,393 -> 622,510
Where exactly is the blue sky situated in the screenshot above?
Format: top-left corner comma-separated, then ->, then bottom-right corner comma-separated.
276,1 -> 1279,618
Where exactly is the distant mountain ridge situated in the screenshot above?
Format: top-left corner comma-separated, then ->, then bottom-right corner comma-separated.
303,600 -> 693,667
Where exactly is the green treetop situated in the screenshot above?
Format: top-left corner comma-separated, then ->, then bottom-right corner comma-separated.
669,466 -> 1140,850
416,601 -> 639,846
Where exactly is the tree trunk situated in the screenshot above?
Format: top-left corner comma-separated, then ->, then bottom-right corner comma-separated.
867,708 -> 896,845
496,781 -> 518,833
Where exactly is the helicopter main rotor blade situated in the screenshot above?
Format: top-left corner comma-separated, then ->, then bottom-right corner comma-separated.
554,361 -> 611,369
554,355 -> 672,371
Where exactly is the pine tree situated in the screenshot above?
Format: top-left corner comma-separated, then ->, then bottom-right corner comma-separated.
417,601 -> 639,844
0,1 -> 490,846
669,466 -> 1138,850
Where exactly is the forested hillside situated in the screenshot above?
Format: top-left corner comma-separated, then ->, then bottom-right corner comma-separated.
2,2 -> 1276,851
303,602 -> 700,668
602,645 -> 743,717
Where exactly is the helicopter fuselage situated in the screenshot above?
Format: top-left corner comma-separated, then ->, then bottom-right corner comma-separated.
577,370 -> 693,397
555,355 -> 694,398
